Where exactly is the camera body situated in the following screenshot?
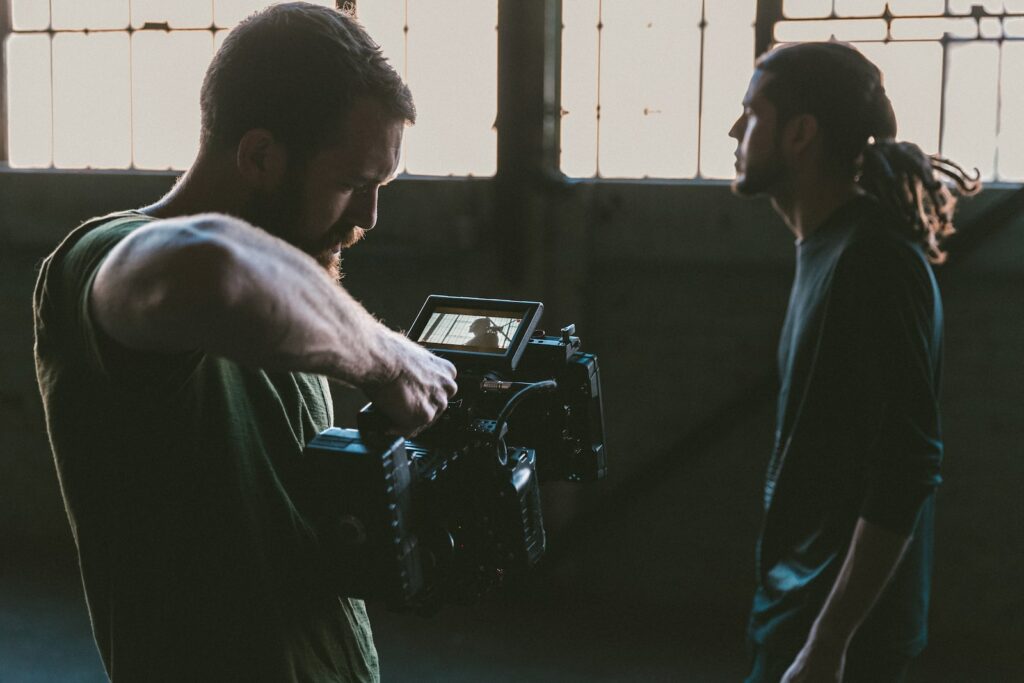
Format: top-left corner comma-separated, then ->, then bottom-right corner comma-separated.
301,296 -> 606,611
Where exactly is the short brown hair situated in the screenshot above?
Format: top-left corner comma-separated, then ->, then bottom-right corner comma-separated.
200,2 -> 415,157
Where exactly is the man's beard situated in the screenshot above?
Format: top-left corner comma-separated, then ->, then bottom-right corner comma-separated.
243,179 -> 364,283
731,135 -> 786,197
312,226 -> 365,282
732,155 -> 785,197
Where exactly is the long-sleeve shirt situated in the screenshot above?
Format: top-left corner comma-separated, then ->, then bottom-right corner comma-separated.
749,195 -> 944,657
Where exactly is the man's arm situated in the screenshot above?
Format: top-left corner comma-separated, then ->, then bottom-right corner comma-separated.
91,213 -> 456,434
780,517 -> 912,683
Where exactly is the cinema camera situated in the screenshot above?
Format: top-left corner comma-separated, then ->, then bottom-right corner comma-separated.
301,295 -> 606,611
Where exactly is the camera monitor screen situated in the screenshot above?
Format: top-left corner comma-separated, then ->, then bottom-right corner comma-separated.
418,308 -> 521,352
409,296 -> 543,370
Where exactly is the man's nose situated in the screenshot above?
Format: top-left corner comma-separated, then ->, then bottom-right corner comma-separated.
728,117 -> 743,140
349,187 -> 379,231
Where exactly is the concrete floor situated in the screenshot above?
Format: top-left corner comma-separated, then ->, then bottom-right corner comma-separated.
3,548 -> 1022,682
0,548 -> 746,683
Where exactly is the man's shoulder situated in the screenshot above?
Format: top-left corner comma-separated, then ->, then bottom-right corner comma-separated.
837,202 -> 930,278
34,211 -> 158,350
828,209 -> 937,314
60,210 -> 156,265
37,212 -> 155,302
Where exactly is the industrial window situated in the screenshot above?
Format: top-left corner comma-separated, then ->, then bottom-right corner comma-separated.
4,1 -> 1021,182
2,0 -> 498,175
561,0 -> 757,179
773,0 -> 1024,181
356,1 -> 498,176
561,0 -> 1024,182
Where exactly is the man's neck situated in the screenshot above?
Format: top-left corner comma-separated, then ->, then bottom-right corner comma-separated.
770,174 -> 863,242
142,149 -> 248,220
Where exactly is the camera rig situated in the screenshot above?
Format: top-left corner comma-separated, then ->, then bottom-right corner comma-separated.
300,296 -> 606,611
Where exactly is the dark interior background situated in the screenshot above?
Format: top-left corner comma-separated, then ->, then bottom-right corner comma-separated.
1,4 -> 1022,679
2,168 -> 1022,680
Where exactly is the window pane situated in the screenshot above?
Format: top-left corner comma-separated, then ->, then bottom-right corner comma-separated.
132,31 -> 212,169
979,17 -> 1003,38
783,0 -> 832,18
598,0 -> 702,178
215,0 -> 268,26
700,0 -> 756,179
560,0 -> 600,177
775,18 -> 888,42
52,33 -> 131,168
403,0 -> 497,176
942,42 -> 999,180
858,42 -> 942,153
132,0 -> 213,29
354,1 -> 407,71
997,42 -> 1024,180
947,0 -> 1003,13
888,0 -> 945,14
51,0 -> 128,30
355,1 -> 411,173
834,0 -> 887,17
889,17 -> 978,40
11,0 -> 50,30
5,34 -> 52,167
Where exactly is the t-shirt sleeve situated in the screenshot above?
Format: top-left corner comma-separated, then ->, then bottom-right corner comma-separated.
58,220 -> 143,377
830,236 -> 943,536
52,219 -> 201,391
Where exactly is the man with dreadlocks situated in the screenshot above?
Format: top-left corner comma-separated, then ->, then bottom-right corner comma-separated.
728,41 -> 978,683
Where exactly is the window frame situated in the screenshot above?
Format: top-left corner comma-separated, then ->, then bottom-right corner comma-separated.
1,0 -> 1020,188
0,0 -> 793,182
765,1 -> 1024,183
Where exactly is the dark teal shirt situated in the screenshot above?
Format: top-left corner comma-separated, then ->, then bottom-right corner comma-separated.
34,213 -> 379,682
750,196 -> 943,656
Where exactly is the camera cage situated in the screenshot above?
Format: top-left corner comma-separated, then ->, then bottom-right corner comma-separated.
302,294 -> 606,611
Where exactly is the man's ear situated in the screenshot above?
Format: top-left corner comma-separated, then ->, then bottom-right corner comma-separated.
236,129 -> 288,190
781,113 -> 820,162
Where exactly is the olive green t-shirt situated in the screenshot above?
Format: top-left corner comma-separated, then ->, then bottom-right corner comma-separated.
34,213 -> 379,682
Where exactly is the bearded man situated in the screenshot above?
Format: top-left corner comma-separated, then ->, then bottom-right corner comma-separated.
729,41 -> 977,683
33,4 -> 456,681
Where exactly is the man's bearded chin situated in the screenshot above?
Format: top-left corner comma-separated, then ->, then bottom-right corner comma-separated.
313,226 -> 365,282
732,158 -> 782,197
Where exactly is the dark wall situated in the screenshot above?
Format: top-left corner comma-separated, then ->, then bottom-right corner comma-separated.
1,170 -> 1021,661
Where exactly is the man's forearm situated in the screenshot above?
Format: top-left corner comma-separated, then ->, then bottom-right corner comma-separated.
779,518 -> 913,682
807,517 -> 912,649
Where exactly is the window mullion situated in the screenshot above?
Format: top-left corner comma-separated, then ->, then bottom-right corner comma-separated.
1,0 -> 12,163
755,0 -> 784,57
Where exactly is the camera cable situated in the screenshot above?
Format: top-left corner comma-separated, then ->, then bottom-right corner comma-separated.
492,380 -> 558,465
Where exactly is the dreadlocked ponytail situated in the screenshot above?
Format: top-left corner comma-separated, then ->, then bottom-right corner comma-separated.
757,41 -> 980,263
859,96 -> 979,263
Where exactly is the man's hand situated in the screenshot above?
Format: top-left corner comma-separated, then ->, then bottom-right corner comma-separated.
780,637 -> 846,683
363,334 -> 457,436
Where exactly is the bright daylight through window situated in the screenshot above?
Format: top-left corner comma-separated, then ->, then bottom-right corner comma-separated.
3,0 -> 1023,180
3,0 -> 497,175
560,0 -> 1024,181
